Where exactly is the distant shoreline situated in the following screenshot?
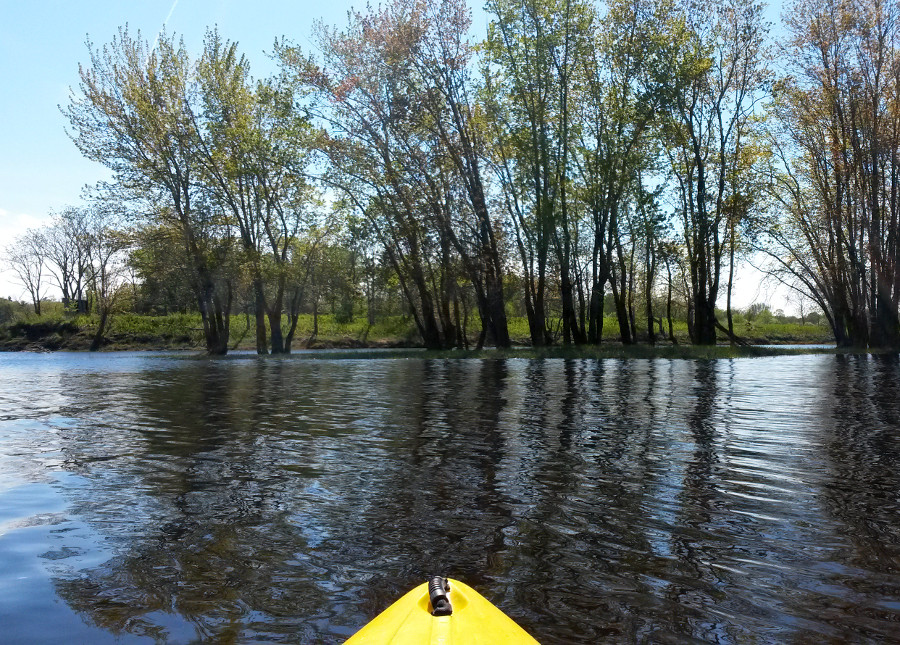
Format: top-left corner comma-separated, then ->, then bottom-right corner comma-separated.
0,312 -> 841,356
1,336 -> 850,361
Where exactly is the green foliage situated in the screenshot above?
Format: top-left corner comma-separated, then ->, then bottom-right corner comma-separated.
129,225 -> 196,314
0,304 -> 834,350
40,0 -> 883,354
106,313 -> 204,342
0,299 -> 28,327
0,299 -> 38,327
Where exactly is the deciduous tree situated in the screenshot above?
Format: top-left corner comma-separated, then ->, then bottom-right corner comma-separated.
64,28 -> 232,353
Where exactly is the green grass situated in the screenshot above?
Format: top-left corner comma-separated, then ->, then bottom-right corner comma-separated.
737,321 -> 831,344
86,312 -> 420,349
0,307 -> 836,352
506,316 -> 533,340
227,313 -> 418,348
506,316 -> 831,345
107,312 -> 204,340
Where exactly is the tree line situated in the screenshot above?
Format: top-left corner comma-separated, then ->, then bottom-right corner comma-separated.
5,0 -> 900,353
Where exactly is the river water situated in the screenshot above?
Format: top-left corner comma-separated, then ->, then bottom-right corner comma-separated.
0,351 -> 899,643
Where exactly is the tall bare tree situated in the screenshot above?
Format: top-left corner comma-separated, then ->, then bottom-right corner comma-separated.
409,0 -> 512,347
5,229 -> 47,316
278,4 -> 465,349
44,207 -> 91,312
82,200 -> 132,350
766,0 -> 900,348
664,0 -> 769,344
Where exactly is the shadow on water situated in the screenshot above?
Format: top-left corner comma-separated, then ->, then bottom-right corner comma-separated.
814,354 -> 900,635
1,353 -> 900,643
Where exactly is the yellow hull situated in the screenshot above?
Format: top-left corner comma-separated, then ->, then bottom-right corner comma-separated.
345,578 -> 540,644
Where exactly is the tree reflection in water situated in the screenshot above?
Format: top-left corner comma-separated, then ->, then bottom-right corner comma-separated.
2,354 -> 896,643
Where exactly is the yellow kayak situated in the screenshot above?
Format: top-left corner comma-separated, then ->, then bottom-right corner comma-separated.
345,576 -> 540,644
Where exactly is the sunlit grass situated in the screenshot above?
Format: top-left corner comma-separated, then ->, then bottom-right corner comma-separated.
740,321 -> 830,343
1,307 -> 836,351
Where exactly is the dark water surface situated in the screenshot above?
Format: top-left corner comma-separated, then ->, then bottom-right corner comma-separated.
1,352 -> 900,643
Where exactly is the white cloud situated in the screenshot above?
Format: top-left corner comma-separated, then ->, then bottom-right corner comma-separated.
0,208 -> 49,236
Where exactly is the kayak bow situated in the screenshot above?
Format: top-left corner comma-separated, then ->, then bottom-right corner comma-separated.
345,576 -> 540,644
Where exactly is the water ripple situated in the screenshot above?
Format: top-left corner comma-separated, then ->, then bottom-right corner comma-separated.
1,353 -> 900,642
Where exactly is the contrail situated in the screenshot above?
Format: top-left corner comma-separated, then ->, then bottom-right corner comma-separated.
150,0 -> 181,55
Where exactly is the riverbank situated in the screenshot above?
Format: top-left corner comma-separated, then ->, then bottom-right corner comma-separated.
260,344 -> 845,360
0,311 -> 836,353
0,313 -> 419,352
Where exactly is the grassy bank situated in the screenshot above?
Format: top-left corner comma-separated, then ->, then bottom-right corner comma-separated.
0,311 -> 420,351
0,308 -> 835,352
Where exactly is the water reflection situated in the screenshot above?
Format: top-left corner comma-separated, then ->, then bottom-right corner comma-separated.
0,353 -> 899,643
816,355 -> 900,636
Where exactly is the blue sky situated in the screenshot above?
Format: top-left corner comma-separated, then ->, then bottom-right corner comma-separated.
0,0 -> 366,218
0,0 -> 381,297
0,0 -> 789,309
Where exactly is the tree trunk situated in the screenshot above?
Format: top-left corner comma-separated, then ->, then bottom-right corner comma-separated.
667,268 -> 677,344
727,217 -> 736,343
254,281 -> 268,354
610,277 -> 633,345
89,308 -> 108,351
268,311 -> 285,354
307,297 -> 319,348
196,273 -> 229,355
